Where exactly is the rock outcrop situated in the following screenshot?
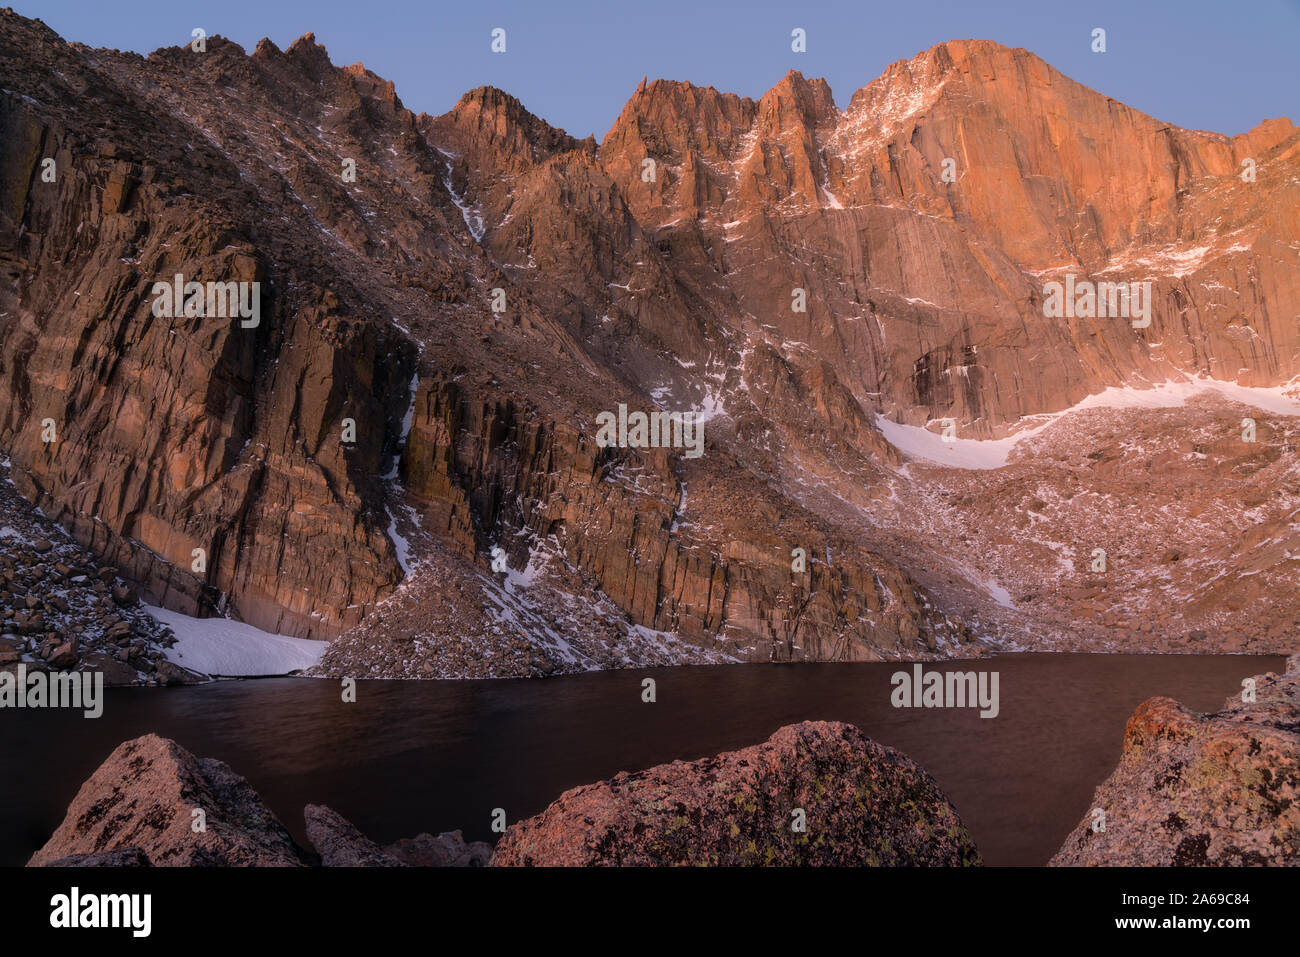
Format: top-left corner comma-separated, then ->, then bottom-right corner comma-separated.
303,804 -> 495,866
0,16 -> 417,641
28,734 -> 309,866
1051,654 -> 1300,866
491,720 -> 981,866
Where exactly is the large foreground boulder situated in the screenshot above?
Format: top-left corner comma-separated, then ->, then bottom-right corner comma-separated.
1052,654 -> 1300,866
491,720 -> 981,866
28,734 -> 309,866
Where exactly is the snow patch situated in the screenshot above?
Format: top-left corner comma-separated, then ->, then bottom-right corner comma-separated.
386,506 -> 414,576
149,605 -> 325,676
434,148 -> 485,241
878,375 -> 1300,470
693,390 -> 728,425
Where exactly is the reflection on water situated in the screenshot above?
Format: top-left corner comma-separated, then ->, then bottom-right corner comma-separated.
0,653 -> 1282,866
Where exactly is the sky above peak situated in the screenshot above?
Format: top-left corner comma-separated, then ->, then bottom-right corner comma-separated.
19,0 -> 1300,139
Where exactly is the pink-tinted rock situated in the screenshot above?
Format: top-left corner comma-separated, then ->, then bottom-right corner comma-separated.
491,721 -> 981,866
1052,655 -> 1300,866
28,734 -> 309,866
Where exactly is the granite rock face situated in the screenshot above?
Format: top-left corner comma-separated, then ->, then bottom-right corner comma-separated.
491,720 -> 982,866
28,734 -> 309,866
1051,654 -> 1300,866
600,44 -> 1300,436
0,17 -> 416,640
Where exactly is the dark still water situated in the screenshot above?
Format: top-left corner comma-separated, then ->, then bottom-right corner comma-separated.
0,654 -> 1282,867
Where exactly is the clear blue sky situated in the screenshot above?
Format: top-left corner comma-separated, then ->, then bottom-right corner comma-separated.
17,0 -> 1300,139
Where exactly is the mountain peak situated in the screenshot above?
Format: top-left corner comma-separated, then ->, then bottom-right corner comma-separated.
759,69 -> 838,128
287,31 -> 321,54
252,37 -> 281,59
285,30 -> 334,73
430,85 -> 590,169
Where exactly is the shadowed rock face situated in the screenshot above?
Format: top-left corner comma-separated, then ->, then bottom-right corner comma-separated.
28,733 -> 309,866
490,720 -> 982,866
1051,655 -> 1300,866
40,847 -> 152,867
303,803 -> 403,867
0,17 -> 417,640
1,9 -> 1297,669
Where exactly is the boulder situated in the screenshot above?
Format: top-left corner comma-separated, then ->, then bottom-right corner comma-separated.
154,659 -> 205,686
1052,654 -> 1300,866
28,734 -> 309,866
79,650 -> 141,687
384,829 -> 491,867
491,720 -> 981,866
303,804 -> 404,867
43,641 -> 78,668
111,584 -> 139,607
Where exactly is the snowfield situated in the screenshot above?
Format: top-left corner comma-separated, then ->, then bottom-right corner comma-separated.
877,376 -> 1300,470
149,605 -> 326,677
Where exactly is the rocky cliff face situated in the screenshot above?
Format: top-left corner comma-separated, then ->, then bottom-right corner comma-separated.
599,43 -> 1300,436
1,10 -> 1297,670
0,19 -> 417,639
